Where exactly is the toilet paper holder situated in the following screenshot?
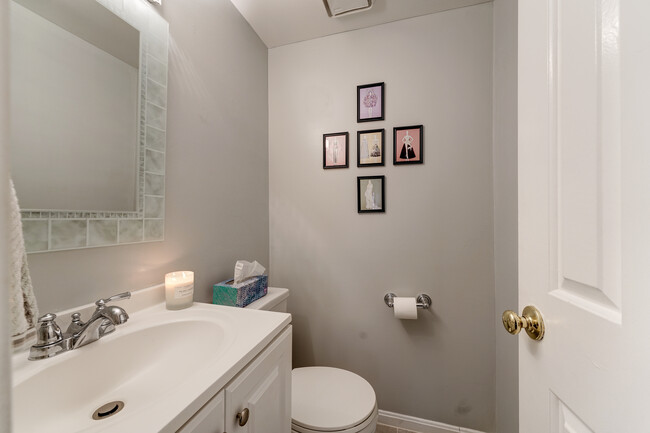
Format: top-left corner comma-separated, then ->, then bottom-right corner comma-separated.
384,293 -> 432,309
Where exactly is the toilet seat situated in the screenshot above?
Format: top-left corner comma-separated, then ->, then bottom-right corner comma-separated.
291,367 -> 377,433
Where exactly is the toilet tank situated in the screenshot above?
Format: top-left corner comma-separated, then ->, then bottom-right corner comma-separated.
245,287 -> 289,312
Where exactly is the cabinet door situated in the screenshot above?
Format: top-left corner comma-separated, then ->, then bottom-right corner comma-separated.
177,390 -> 225,433
225,326 -> 292,433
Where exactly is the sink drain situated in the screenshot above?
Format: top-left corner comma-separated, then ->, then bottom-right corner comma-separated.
92,401 -> 125,420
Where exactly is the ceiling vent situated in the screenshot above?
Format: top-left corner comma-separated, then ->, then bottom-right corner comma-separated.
322,0 -> 373,17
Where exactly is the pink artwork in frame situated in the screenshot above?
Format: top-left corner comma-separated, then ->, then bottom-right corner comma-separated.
393,125 -> 423,165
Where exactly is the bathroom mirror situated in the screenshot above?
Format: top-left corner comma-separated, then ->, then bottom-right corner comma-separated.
9,0 -> 169,253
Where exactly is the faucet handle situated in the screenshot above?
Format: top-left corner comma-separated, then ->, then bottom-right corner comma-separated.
34,313 -> 62,346
38,313 -> 57,323
95,291 -> 131,308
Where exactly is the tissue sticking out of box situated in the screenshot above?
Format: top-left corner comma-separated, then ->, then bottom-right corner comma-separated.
234,260 -> 266,284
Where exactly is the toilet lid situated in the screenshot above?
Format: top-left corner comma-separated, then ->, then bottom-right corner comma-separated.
292,367 -> 376,432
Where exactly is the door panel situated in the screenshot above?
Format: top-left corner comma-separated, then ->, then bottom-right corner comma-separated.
550,394 -> 594,433
246,366 -> 284,431
519,0 -> 650,431
551,0 -> 622,322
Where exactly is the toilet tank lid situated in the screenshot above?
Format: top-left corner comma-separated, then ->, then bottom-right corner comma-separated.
292,367 -> 376,431
245,287 -> 289,310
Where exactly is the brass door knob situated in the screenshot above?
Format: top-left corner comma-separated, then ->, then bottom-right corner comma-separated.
502,305 -> 545,341
236,408 -> 250,426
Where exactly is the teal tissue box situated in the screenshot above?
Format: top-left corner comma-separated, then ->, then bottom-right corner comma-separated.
213,275 -> 268,307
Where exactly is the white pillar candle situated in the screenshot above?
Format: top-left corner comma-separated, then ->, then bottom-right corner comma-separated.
165,271 -> 194,310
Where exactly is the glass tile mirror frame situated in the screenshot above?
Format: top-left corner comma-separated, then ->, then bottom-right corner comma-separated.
18,0 -> 169,253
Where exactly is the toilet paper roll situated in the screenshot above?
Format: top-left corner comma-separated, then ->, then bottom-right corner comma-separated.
393,297 -> 418,320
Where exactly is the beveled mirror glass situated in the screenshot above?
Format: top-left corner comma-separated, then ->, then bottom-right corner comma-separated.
9,0 -> 169,253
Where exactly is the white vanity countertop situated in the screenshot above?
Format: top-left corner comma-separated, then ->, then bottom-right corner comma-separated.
12,293 -> 291,433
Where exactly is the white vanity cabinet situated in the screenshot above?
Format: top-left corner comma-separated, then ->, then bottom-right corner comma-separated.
177,391 -> 226,433
224,325 -> 292,433
178,326 -> 292,433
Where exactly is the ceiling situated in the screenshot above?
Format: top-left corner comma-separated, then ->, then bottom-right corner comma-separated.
229,0 -> 492,48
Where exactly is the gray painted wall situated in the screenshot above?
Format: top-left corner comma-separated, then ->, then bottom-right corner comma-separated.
1,0 -> 12,429
8,3 -> 517,431
23,0 -> 269,314
269,5 -> 496,432
492,1 -> 518,432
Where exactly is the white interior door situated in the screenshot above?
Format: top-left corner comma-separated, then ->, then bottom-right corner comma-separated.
518,0 -> 650,431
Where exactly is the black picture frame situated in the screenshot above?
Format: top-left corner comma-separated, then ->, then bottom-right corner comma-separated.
357,175 -> 385,213
357,82 -> 385,123
393,125 -> 423,165
357,129 -> 385,167
323,132 -> 349,169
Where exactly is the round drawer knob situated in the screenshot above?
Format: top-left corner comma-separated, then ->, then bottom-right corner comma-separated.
236,408 -> 249,426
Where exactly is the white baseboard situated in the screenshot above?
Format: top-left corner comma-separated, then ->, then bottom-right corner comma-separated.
378,410 -> 487,433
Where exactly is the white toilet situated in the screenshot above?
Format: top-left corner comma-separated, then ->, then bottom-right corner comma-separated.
246,287 -> 378,433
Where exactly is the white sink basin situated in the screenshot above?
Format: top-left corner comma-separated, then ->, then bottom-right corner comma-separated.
12,301 -> 291,432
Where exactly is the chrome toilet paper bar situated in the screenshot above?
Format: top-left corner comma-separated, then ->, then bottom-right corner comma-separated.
384,293 -> 432,309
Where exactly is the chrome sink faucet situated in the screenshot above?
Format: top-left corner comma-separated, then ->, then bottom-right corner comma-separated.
28,292 -> 131,361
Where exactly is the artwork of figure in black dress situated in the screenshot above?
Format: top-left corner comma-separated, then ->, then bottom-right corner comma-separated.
399,130 -> 416,160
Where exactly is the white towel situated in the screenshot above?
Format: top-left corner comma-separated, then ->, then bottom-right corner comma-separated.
8,179 -> 39,352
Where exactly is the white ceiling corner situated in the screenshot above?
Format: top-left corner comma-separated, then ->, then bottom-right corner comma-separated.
229,0 -> 492,48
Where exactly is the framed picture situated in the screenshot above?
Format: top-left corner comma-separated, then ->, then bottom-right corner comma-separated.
357,175 -> 385,213
357,82 -> 385,123
323,132 -> 349,169
357,129 -> 385,167
393,125 -> 423,165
